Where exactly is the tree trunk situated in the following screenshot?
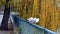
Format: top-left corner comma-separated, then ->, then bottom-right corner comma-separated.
0,0 -> 10,30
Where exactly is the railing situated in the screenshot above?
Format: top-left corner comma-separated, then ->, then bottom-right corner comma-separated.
11,15 -> 56,34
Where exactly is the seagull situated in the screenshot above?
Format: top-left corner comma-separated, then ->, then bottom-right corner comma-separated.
35,18 -> 39,23
27,17 -> 39,24
27,17 -> 33,22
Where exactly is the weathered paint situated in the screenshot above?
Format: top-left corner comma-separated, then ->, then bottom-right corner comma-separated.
11,15 -> 56,34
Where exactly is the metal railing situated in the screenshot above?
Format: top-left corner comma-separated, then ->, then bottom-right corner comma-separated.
11,15 -> 56,34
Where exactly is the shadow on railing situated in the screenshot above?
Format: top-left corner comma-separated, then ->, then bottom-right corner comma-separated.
10,15 -> 56,34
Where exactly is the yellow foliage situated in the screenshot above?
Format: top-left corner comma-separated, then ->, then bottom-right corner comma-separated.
1,0 -> 60,31
9,0 -> 60,31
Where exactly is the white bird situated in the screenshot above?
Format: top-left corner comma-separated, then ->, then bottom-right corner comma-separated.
35,18 -> 39,23
27,17 -> 39,24
27,17 -> 34,23
33,18 -> 39,23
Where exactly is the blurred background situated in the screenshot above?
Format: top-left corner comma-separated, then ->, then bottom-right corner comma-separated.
0,0 -> 60,32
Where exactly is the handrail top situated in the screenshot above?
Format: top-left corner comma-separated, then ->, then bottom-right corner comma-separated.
10,15 -> 56,34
